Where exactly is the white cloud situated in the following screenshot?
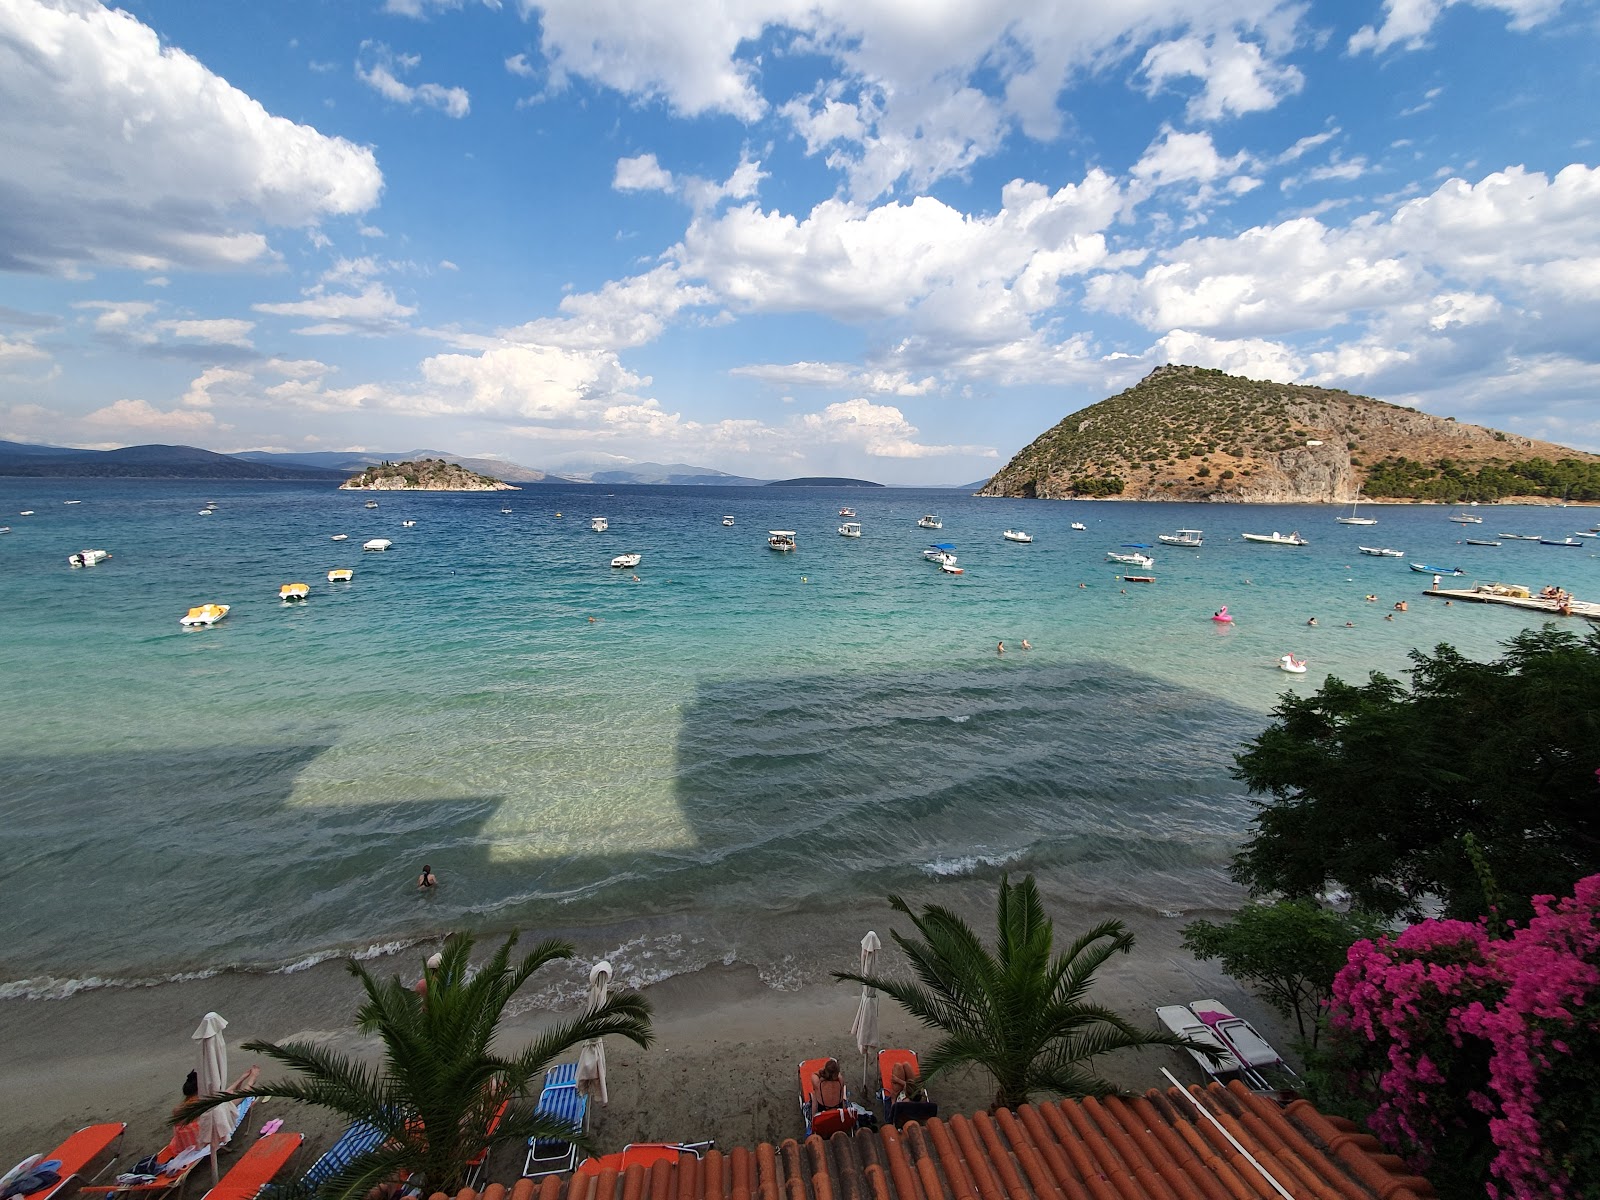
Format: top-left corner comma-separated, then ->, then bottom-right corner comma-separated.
180,366 -> 253,407
356,43 -> 470,117
505,52 -> 537,78
158,319 -> 255,347
81,397 -> 219,435
253,283 -> 418,335
1141,30 -> 1304,122
800,398 -> 990,458
730,361 -> 935,395
613,154 -> 675,193
0,333 -> 51,372
1349,0 -> 1564,55
385,0 -> 502,15
0,0 -> 381,274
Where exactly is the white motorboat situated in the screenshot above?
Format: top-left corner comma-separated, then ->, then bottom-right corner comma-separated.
279,582 -> 310,601
0,527 -> 10,534
917,515 -> 942,529
923,543 -> 956,564
1070,522 -> 1086,531
68,549 -> 110,567
1242,531 -> 1308,546
838,521 -> 862,538
363,538 -> 392,551
1107,551 -> 1154,568
1540,537 -> 1583,547
1002,529 -> 1033,543
1157,529 -> 1203,547
198,508 -> 213,515
591,516 -> 609,532
179,603 -> 229,627
64,500 -> 82,505
768,530 -> 797,551
327,569 -> 353,582
1449,511 -> 1483,524
330,533 -> 348,541
1278,654 -> 1308,674
839,507 -> 856,518
611,553 -> 642,568
402,520 -> 416,527
722,515 -> 735,526
18,510 -> 34,516
1411,562 -> 1464,575
365,500 -> 379,509
500,507 -> 512,514
1359,546 -> 1405,557
1335,489 -> 1377,525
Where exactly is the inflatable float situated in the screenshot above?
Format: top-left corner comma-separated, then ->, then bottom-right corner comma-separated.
1279,654 -> 1308,674
1211,606 -> 1233,623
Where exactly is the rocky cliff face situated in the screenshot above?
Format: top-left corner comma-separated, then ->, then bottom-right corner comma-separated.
339,458 -> 519,491
979,364 -> 1595,503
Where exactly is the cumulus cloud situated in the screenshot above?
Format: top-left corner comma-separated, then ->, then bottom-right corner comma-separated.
356,42 -> 470,117
1348,0 -> 1564,55
1141,30 -> 1304,121
801,398 -> 991,458
0,0 -> 382,274
253,283 -> 418,335
731,362 -> 935,395
158,319 -> 255,348
613,154 -> 675,193
81,397 -> 219,435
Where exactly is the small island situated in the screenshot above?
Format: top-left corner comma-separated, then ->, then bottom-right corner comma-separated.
339,458 -> 520,492
765,477 -> 883,487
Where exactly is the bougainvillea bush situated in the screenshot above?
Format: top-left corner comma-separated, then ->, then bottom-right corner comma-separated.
1327,875 -> 1600,1199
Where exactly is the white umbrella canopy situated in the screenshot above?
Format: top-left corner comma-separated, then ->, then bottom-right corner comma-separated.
849,931 -> 881,1093
192,1011 -> 238,1183
574,960 -> 611,1106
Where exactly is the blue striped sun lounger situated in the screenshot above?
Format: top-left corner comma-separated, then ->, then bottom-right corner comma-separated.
298,1123 -> 387,1196
523,1063 -> 587,1178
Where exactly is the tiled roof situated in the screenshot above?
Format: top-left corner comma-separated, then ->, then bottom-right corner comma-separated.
432,1082 -> 1433,1200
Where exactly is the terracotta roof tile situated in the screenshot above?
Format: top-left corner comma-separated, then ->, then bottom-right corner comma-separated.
446,1084 -> 1432,1200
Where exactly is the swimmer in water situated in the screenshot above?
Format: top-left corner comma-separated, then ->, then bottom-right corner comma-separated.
1307,617 -> 1318,626
418,864 -> 438,891
1021,639 -> 1031,650
997,641 -> 1005,654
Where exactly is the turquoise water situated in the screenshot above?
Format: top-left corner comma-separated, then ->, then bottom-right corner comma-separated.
3,479 -> 1595,996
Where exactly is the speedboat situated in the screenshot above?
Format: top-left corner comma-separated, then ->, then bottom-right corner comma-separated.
1242,531 -> 1308,546
279,582 -> 310,601
1359,546 -> 1405,557
1157,529 -> 1203,547
1411,563 -> 1463,575
18,510 -> 34,516
179,603 -> 229,627
917,515 -> 942,529
923,543 -> 956,564
1002,529 -> 1033,543
1107,551 -> 1154,568
500,507 -> 512,514
1499,533 -> 1539,540
611,553 -> 642,568
591,516 -> 609,532
1448,512 -> 1483,524
68,549 -> 110,567
198,508 -> 213,515
839,507 -> 856,518
768,530 -> 797,551
838,521 -> 861,538
365,500 -> 379,509
327,569 -> 353,582
363,538 -> 392,551
64,500 -> 82,505
331,533 -> 348,541
1278,654 -> 1308,674
722,515 -> 735,526
1070,522 -> 1086,531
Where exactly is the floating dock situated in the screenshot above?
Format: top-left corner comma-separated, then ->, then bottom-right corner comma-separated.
1424,586 -> 1600,622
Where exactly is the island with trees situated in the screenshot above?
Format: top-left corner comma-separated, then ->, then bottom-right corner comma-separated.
339,458 -> 519,491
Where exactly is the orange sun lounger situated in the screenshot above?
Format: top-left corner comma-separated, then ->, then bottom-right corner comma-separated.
11,1123 -> 126,1200
196,1132 -> 303,1200
798,1058 -> 855,1138
876,1049 -> 937,1128
575,1143 -> 713,1177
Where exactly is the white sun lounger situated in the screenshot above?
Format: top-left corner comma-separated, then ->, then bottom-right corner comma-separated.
1189,998 -> 1301,1082
1155,1005 -> 1252,1083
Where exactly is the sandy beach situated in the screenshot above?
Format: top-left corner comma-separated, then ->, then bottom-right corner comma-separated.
0,898 -> 1286,1181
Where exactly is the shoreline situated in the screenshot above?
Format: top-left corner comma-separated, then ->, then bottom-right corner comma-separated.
0,897 -> 1279,1176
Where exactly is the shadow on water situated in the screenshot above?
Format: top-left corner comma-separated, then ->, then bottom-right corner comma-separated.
4,659 -> 1271,981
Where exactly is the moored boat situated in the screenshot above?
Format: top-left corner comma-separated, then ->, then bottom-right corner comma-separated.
1541,537 -> 1583,546
1107,550 -> 1154,568
939,561 -> 964,574
1070,522 -> 1086,531
838,521 -> 861,538
365,500 -> 379,509
1242,531 -> 1308,546
591,516 -> 609,532
68,549 -> 110,567
330,533 -> 348,541
1411,563 -> 1464,575
1464,539 -> 1501,547
1002,529 -> 1033,543
327,569 -> 353,582
279,582 -> 310,601
611,553 -> 642,568
1157,528 -> 1203,547
1359,546 -> 1405,557
179,603 -> 229,627
363,538 -> 392,551
922,543 -> 956,564
839,507 -> 856,517
768,530 -> 797,551
917,514 -> 942,529
1335,490 -> 1377,525
722,515 -> 735,526
1448,511 -> 1483,524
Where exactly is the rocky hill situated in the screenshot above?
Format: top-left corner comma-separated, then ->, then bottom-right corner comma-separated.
339,458 -> 518,492
979,365 -> 1600,503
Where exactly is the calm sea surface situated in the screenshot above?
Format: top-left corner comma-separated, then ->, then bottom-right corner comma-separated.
3,479 -> 1595,998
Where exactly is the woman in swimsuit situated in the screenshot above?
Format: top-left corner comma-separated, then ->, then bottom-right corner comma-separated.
810,1059 -> 846,1117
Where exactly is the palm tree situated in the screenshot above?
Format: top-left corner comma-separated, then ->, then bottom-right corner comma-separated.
836,874 -> 1205,1109
181,931 -> 652,1199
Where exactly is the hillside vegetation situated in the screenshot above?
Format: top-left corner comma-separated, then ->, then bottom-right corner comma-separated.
979,364 -> 1600,503
340,458 -> 518,491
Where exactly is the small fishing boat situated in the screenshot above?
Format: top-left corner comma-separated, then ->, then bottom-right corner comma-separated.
402,520 -> 416,527
722,515 -> 735,526
923,543 -> 956,565
1002,529 -> 1033,543
1278,654 -> 1308,674
939,561 -> 964,575
365,500 -> 379,509
1157,528 -> 1203,547
18,510 -> 34,516
1411,563 -> 1464,575
1121,575 -> 1155,583
1540,537 -> 1583,547
330,533 -> 348,541
500,507 -> 512,514
363,538 -> 392,551
68,549 -> 110,567
1070,522 -> 1086,531
64,500 -> 82,505
1107,551 -> 1154,568
917,515 -> 942,529
838,521 -> 861,538
179,603 -> 230,627
1242,531 -> 1308,546
1359,546 -> 1405,557
0,527 -> 10,534
611,553 -> 642,568
1464,539 -> 1501,547
279,582 -> 310,601
839,507 -> 856,518
768,530 -> 797,552
327,569 -> 353,582
1448,512 -> 1483,524
591,516 -> 609,532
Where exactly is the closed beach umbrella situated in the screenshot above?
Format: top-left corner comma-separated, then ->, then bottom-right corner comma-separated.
192,1011 -> 237,1183
575,960 -> 611,1106
849,931 -> 881,1093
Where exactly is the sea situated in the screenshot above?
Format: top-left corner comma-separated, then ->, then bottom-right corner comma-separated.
2,479 -> 1595,1005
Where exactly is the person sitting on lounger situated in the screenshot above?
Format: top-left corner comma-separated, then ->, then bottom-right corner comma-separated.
810,1059 -> 846,1118
888,1061 -> 927,1104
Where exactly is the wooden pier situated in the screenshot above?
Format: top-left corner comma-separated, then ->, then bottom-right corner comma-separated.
1423,585 -> 1600,621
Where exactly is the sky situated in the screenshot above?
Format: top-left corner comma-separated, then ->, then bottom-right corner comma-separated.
0,0 -> 1597,484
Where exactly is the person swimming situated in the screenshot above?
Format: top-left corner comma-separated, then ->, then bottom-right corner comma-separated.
418,864 -> 438,890
1021,639 -> 1031,650
996,641 -> 1005,654
1307,617 -> 1318,626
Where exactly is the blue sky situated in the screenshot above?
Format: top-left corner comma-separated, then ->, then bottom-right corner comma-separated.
1,0 -> 1597,484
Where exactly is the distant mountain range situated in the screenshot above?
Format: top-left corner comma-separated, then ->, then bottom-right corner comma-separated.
0,441 -> 347,480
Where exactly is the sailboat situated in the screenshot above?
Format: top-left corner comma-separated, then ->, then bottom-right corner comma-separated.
1335,488 -> 1377,526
